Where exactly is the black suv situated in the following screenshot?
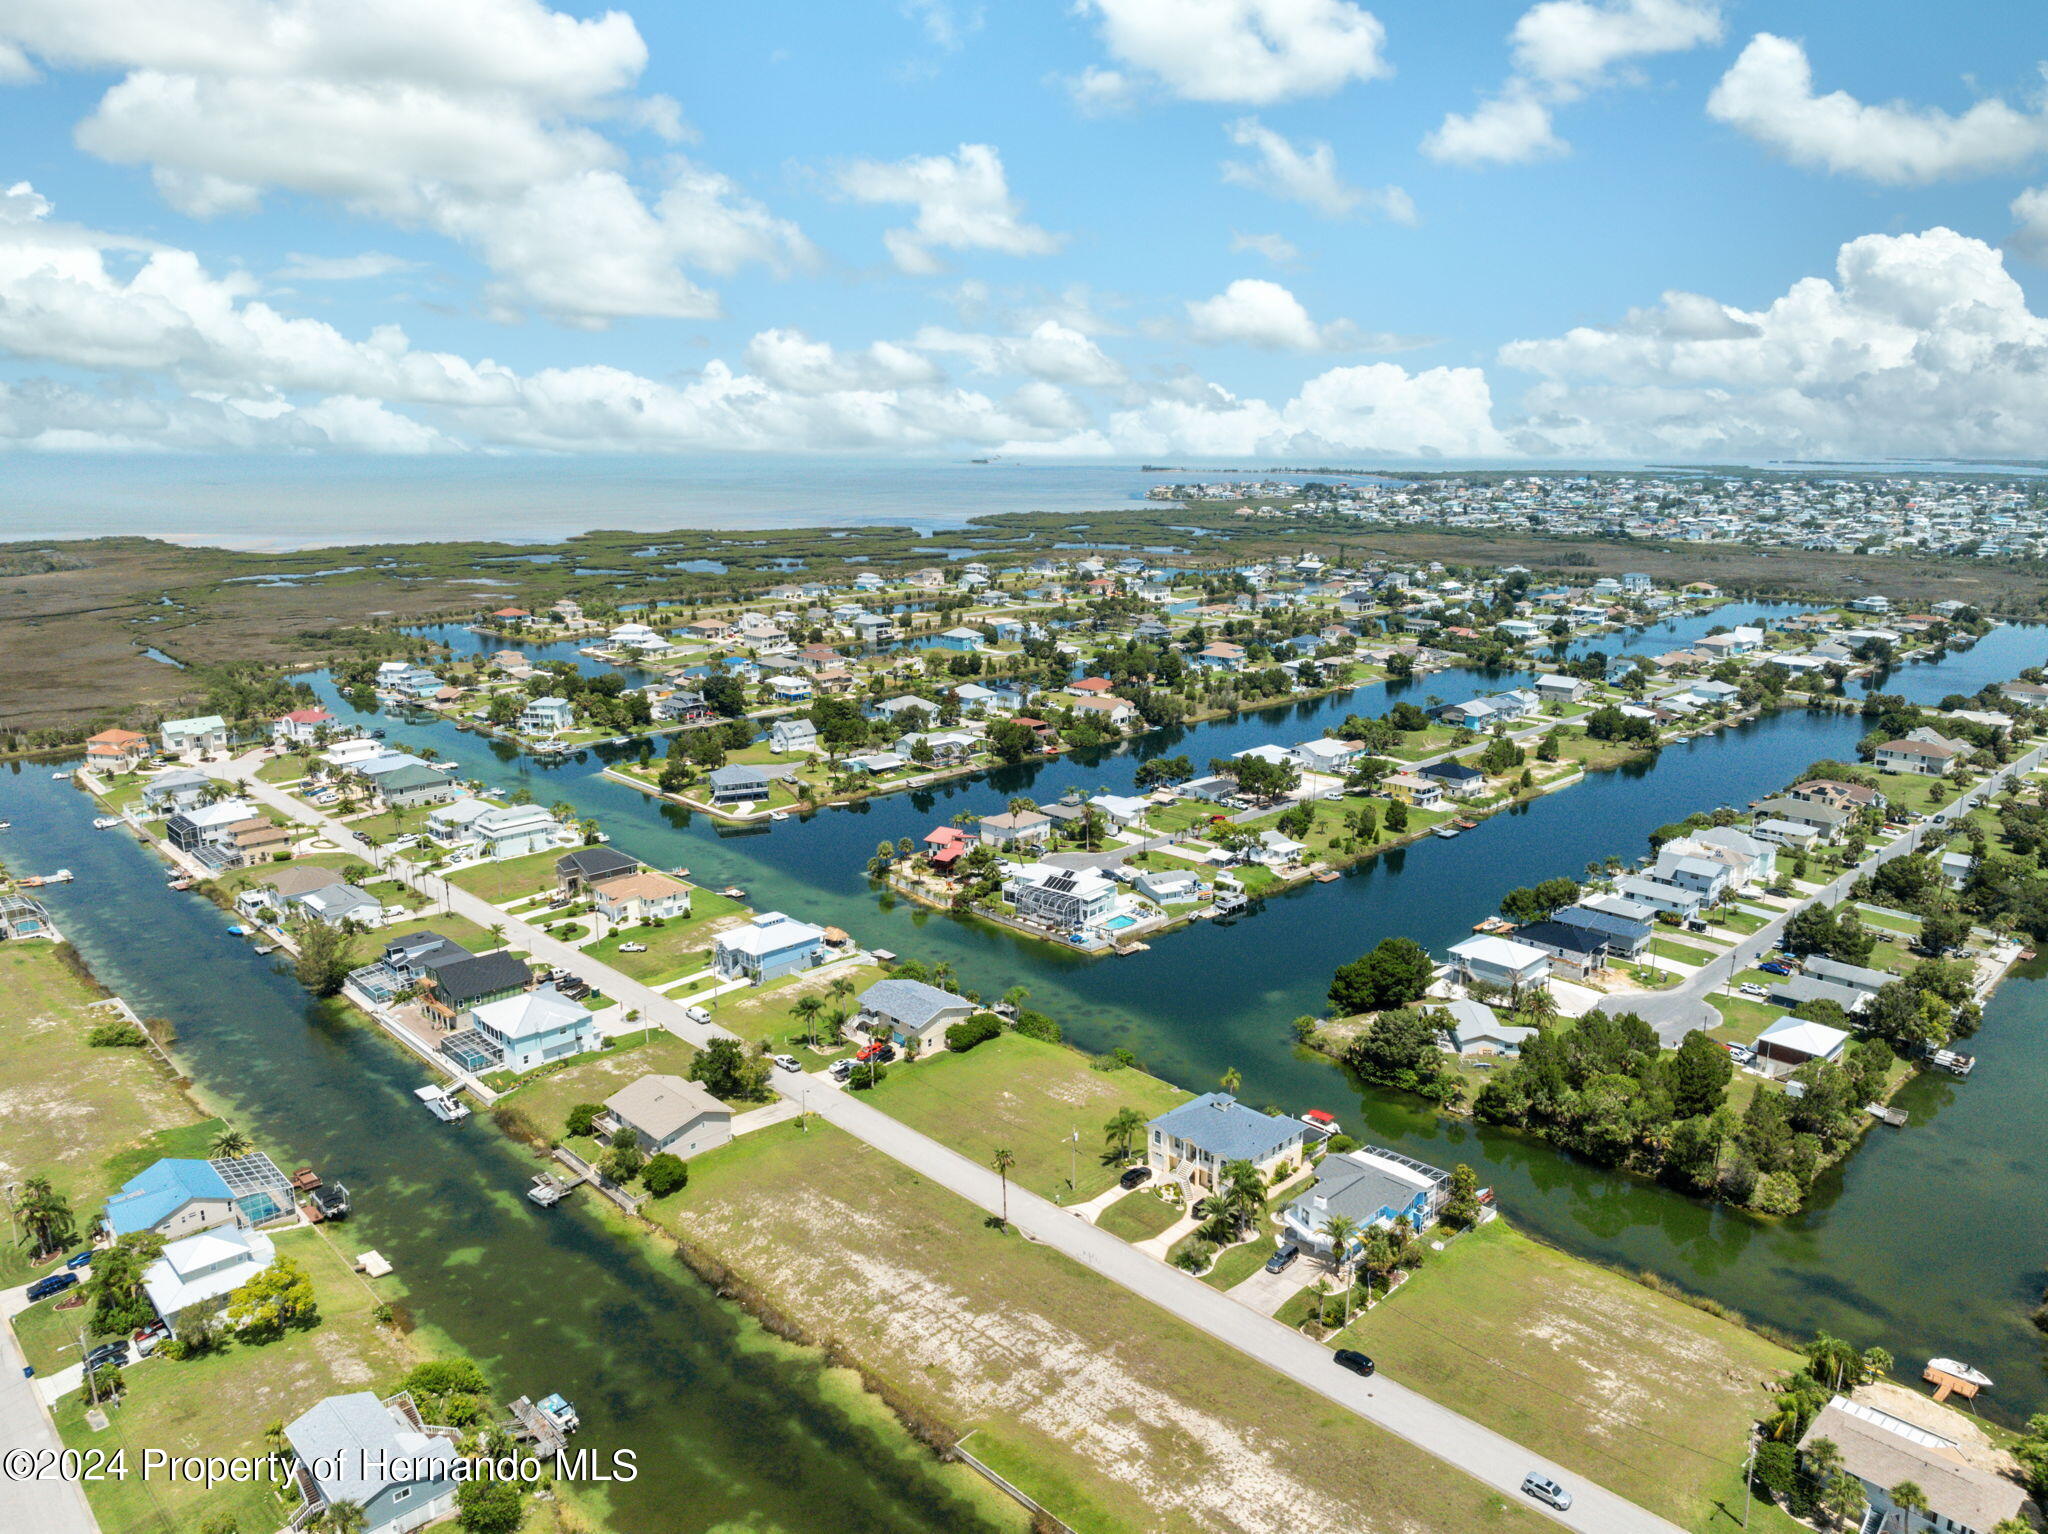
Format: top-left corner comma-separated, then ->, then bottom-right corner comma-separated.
1119,1165 -> 1153,1191
1333,1349 -> 1376,1377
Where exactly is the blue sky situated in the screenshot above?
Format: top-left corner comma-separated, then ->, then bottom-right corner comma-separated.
2,0 -> 2047,462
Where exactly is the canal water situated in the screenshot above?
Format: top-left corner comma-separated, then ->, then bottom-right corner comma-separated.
330,614 -> 2048,1415
0,766 -> 1011,1534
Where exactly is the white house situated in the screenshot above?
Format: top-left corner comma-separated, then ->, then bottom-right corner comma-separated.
1796,1395 -> 2028,1534
1008,864 -> 1118,930
161,714 -> 230,757
590,870 -> 693,926
465,985 -> 598,1073
713,912 -> 826,983
519,696 -> 576,735
141,1226 -> 277,1335
768,717 -> 818,753
1291,737 -> 1360,774
856,977 -> 976,1051
1447,935 -> 1552,991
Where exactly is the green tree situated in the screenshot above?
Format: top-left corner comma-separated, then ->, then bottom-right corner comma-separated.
17,1176 -> 76,1257
1667,1030 -> 1733,1118
1328,937 -> 1434,1014
690,1038 -> 767,1101
640,1153 -> 688,1197
90,1233 -> 164,1335
210,1126 -> 252,1158
1103,1107 -> 1146,1162
291,920 -> 357,996
990,1147 -> 1016,1228
1383,798 -> 1410,833
226,1253 -> 318,1336
1441,1163 -> 1481,1226
565,1102 -> 603,1138
454,1479 -> 525,1534
317,1502 -> 367,1534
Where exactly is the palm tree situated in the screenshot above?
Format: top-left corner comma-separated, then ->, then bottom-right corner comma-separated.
209,1126 -> 251,1159
1888,1482 -> 1930,1530
792,994 -> 825,1048
16,1177 -> 75,1258
1219,1065 -> 1242,1097
930,960 -> 958,991
262,1417 -> 290,1470
1218,1159 -> 1264,1239
1006,795 -> 1038,816
1318,1214 -> 1360,1323
319,1500 -> 368,1534
1103,1107 -> 1146,1163
990,1148 -> 1016,1228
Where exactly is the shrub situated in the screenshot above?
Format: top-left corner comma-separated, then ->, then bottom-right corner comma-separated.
849,1064 -> 888,1090
945,1013 -> 1003,1052
640,1153 -> 688,1197
564,1102 -> 603,1138
1010,1010 -> 1061,1043
87,1020 -> 147,1048
1323,1133 -> 1359,1155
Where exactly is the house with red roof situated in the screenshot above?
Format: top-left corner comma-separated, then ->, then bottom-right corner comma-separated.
271,707 -> 336,746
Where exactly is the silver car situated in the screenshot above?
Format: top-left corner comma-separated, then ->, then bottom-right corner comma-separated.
1521,1473 -> 1572,1511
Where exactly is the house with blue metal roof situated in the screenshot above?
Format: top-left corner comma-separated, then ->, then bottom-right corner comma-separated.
103,1159 -> 238,1241
1145,1094 -> 1307,1190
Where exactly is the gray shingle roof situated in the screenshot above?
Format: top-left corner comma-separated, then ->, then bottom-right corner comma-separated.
1148,1094 -> 1303,1162
858,978 -> 972,1031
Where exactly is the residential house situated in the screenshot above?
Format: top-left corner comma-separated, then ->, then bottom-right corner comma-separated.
1875,738 -> 1961,776
141,1225 -> 277,1336
1795,1394 -> 2029,1534
1550,903 -> 1654,959
856,978 -> 977,1052
1088,793 -> 1151,828
1291,737 -> 1360,774
1765,974 -> 1869,1016
1532,673 -> 1588,705
1069,695 -> 1137,728
1145,1094 -> 1307,1191
104,1159 -> 240,1241
895,730 -> 978,763
768,717 -> 818,754
1940,849 -> 1978,892
1421,760 -> 1487,800
1512,919 -> 1620,980
977,810 -> 1052,848
519,696 -> 576,735
1614,873 -> 1708,916
557,846 -> 638,892
850,612 -> 896,644
235,863 -> 342,920
286,1392 -> 460,1534
292,882 -> 384,928
271,707 -> 335,745
604,1074 -> 732,1159
161,714 -> 230,757
1134,867 -> 1204,905
1751,817 -> 1822,851
714,912 -> 826,983
933,626 -> 983,652
591,870 -> 693,926
166,798 -> 263,867
706,764 -> 773,806
1789,779 -> 1888,813
867,695 -> 936,726
85,728 -> 152,773
429,800 -> 563,860
1381,772 -> 1443,807
1195,642 -> 1247,671
1448,935 -> 1553,991
418,950 -> 533,1028
1279,1146 -> 1449,1259
464,985 -> 598,1073
1008,864 -> 1119,931
1751,796 -> 1852,839
1802,956 -> 1893,997
1646,847 -> 1734,903
1438,998 -> 1535,1056
365,762 -> 458,810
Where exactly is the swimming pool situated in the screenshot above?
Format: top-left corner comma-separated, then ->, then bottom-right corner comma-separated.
1102,915 -> 1137,931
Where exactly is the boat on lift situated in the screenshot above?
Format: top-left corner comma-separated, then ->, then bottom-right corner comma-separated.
414,1084 -> 470,1122
92,816 -> 124,830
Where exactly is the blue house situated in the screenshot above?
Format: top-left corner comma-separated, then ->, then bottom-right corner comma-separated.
713,912 -> 827,983
104,1159 -> 239,1241
933,627 -> 984,652
1279,1146 -> 1450,1260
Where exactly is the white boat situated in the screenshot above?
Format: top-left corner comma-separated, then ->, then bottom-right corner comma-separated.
92,816 -> 124,830
414,1084 -> 470,1122
769,810 -> 791,822
51,771 -> 70,779
536,1393 -> 581,1433
1927,1358 -> 1993,1389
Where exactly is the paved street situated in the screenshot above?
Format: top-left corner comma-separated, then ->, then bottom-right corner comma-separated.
0,1289 -> 99,1534
1600,744 -> 2043,1043
216,754 -> 1688,1531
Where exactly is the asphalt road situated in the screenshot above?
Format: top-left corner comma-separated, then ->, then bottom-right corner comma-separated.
221,757 -> 1685,1532
0,1292 -> 100,1534
1602,744 -> 2043,1043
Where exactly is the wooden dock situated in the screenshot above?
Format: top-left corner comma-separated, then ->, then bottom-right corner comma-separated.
1924,1364 -> 1985,1403
507,1396 -> 568,1455
1864,1102 -> 1908,1127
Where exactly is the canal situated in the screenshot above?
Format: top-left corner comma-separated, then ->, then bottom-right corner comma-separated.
0,766 -> 1012,1534
343,613 -> 2048,1414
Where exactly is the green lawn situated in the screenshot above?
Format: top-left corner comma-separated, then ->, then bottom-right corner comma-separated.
1648,937 -> 1717,967
1328,1218 -> 1803,1534
654,1120 -> 1546,1534
695,962 -> 880,1056
211,850 -> 372,900
1200,1232 -> 1280,1291
493,1030 -> 697,1143
0,944 -> 222,1285
858,1033 -> 1189,1204
581,887 -> 751,982
349,910 -> 494,967
255,752 -> 311,783
1706,993 -> 1784,1037
1094,1189 -> 1179,1242
447,846 -> 569,904
52,1226 -> 419,1534
1383,723 -> 1467,761
1852,905 -> 1922,936
1712,907 -> 1770,936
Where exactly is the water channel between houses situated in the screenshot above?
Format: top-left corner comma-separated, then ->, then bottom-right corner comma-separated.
2,610 -> 2043,1531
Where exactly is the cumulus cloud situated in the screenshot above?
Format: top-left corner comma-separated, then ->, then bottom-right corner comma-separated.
2014,185 -> 2048,261
1425,0 -> 1719,166
1221,118 -> 1413,221
1075,0 -> 1389,105
273,251 -> 416,282
1707,34 -> 2048,184
0,0 -> 808,325
1064,64 -> 1136,115
912,320 -> 1127,387
1498,226 -> 2048,457
1183,278 -> 1342,349
836,143 -> 1062,274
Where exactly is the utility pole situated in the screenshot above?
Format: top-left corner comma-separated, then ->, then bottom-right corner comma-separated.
1066,1127 -> 1079,1192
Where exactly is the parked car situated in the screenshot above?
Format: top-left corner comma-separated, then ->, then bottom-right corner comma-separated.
618,942 -> 648,953
1119,1165 -> 1153,1191
1738,982 -> 1767,997
84,1341 -> 129,1372
1759,961 -> 1794,975
1264,1245 -> 1299,1275
1520,1474 -> 1572,1511
1333,1349 -> 1375,1377
684,1005 -> 712,1025
773,1054 -> 801,1073
25,1271 -> 78,1302
64,1249 -> 96,1270
828,1059 -> 853,1081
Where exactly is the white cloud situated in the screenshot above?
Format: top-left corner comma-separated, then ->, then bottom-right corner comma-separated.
1076,0 -> 1389,105
2014,185 -> 2048,261
273,251 -> 415,282
1707,34 -> 2048,185
912,320 -> 1127,387
902,0 -> 983,51
1498,226 -> 2048,457
837,144 -> 1062,274
0,0 -> 806,325
1064,65 -> 1135,115
1511,0 -> 1720,92
0,42 -> 37,83
1426,0 -> 1718,166
1230,231 -> 1299,264
1221,117 -> 1413,221
1185,278 -> 1332,349
1422,86 -> 1565,166
742,329 -> 943,394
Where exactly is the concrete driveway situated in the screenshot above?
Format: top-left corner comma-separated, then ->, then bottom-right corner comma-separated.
1226,1252 -> 1322,1316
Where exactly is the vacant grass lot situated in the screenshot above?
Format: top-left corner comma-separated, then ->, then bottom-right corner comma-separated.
53,1226 -> 418,1534
1094,1189 -> 1178,1242
859,1033 -> 1188,1204
698,958 -> 882,1054
448,846 -> 568,904
659,1120 -> 1542,1534
1648,937 -> 1718,967
0,944 -> 219,1285
1329,1218 -> 1802,1534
